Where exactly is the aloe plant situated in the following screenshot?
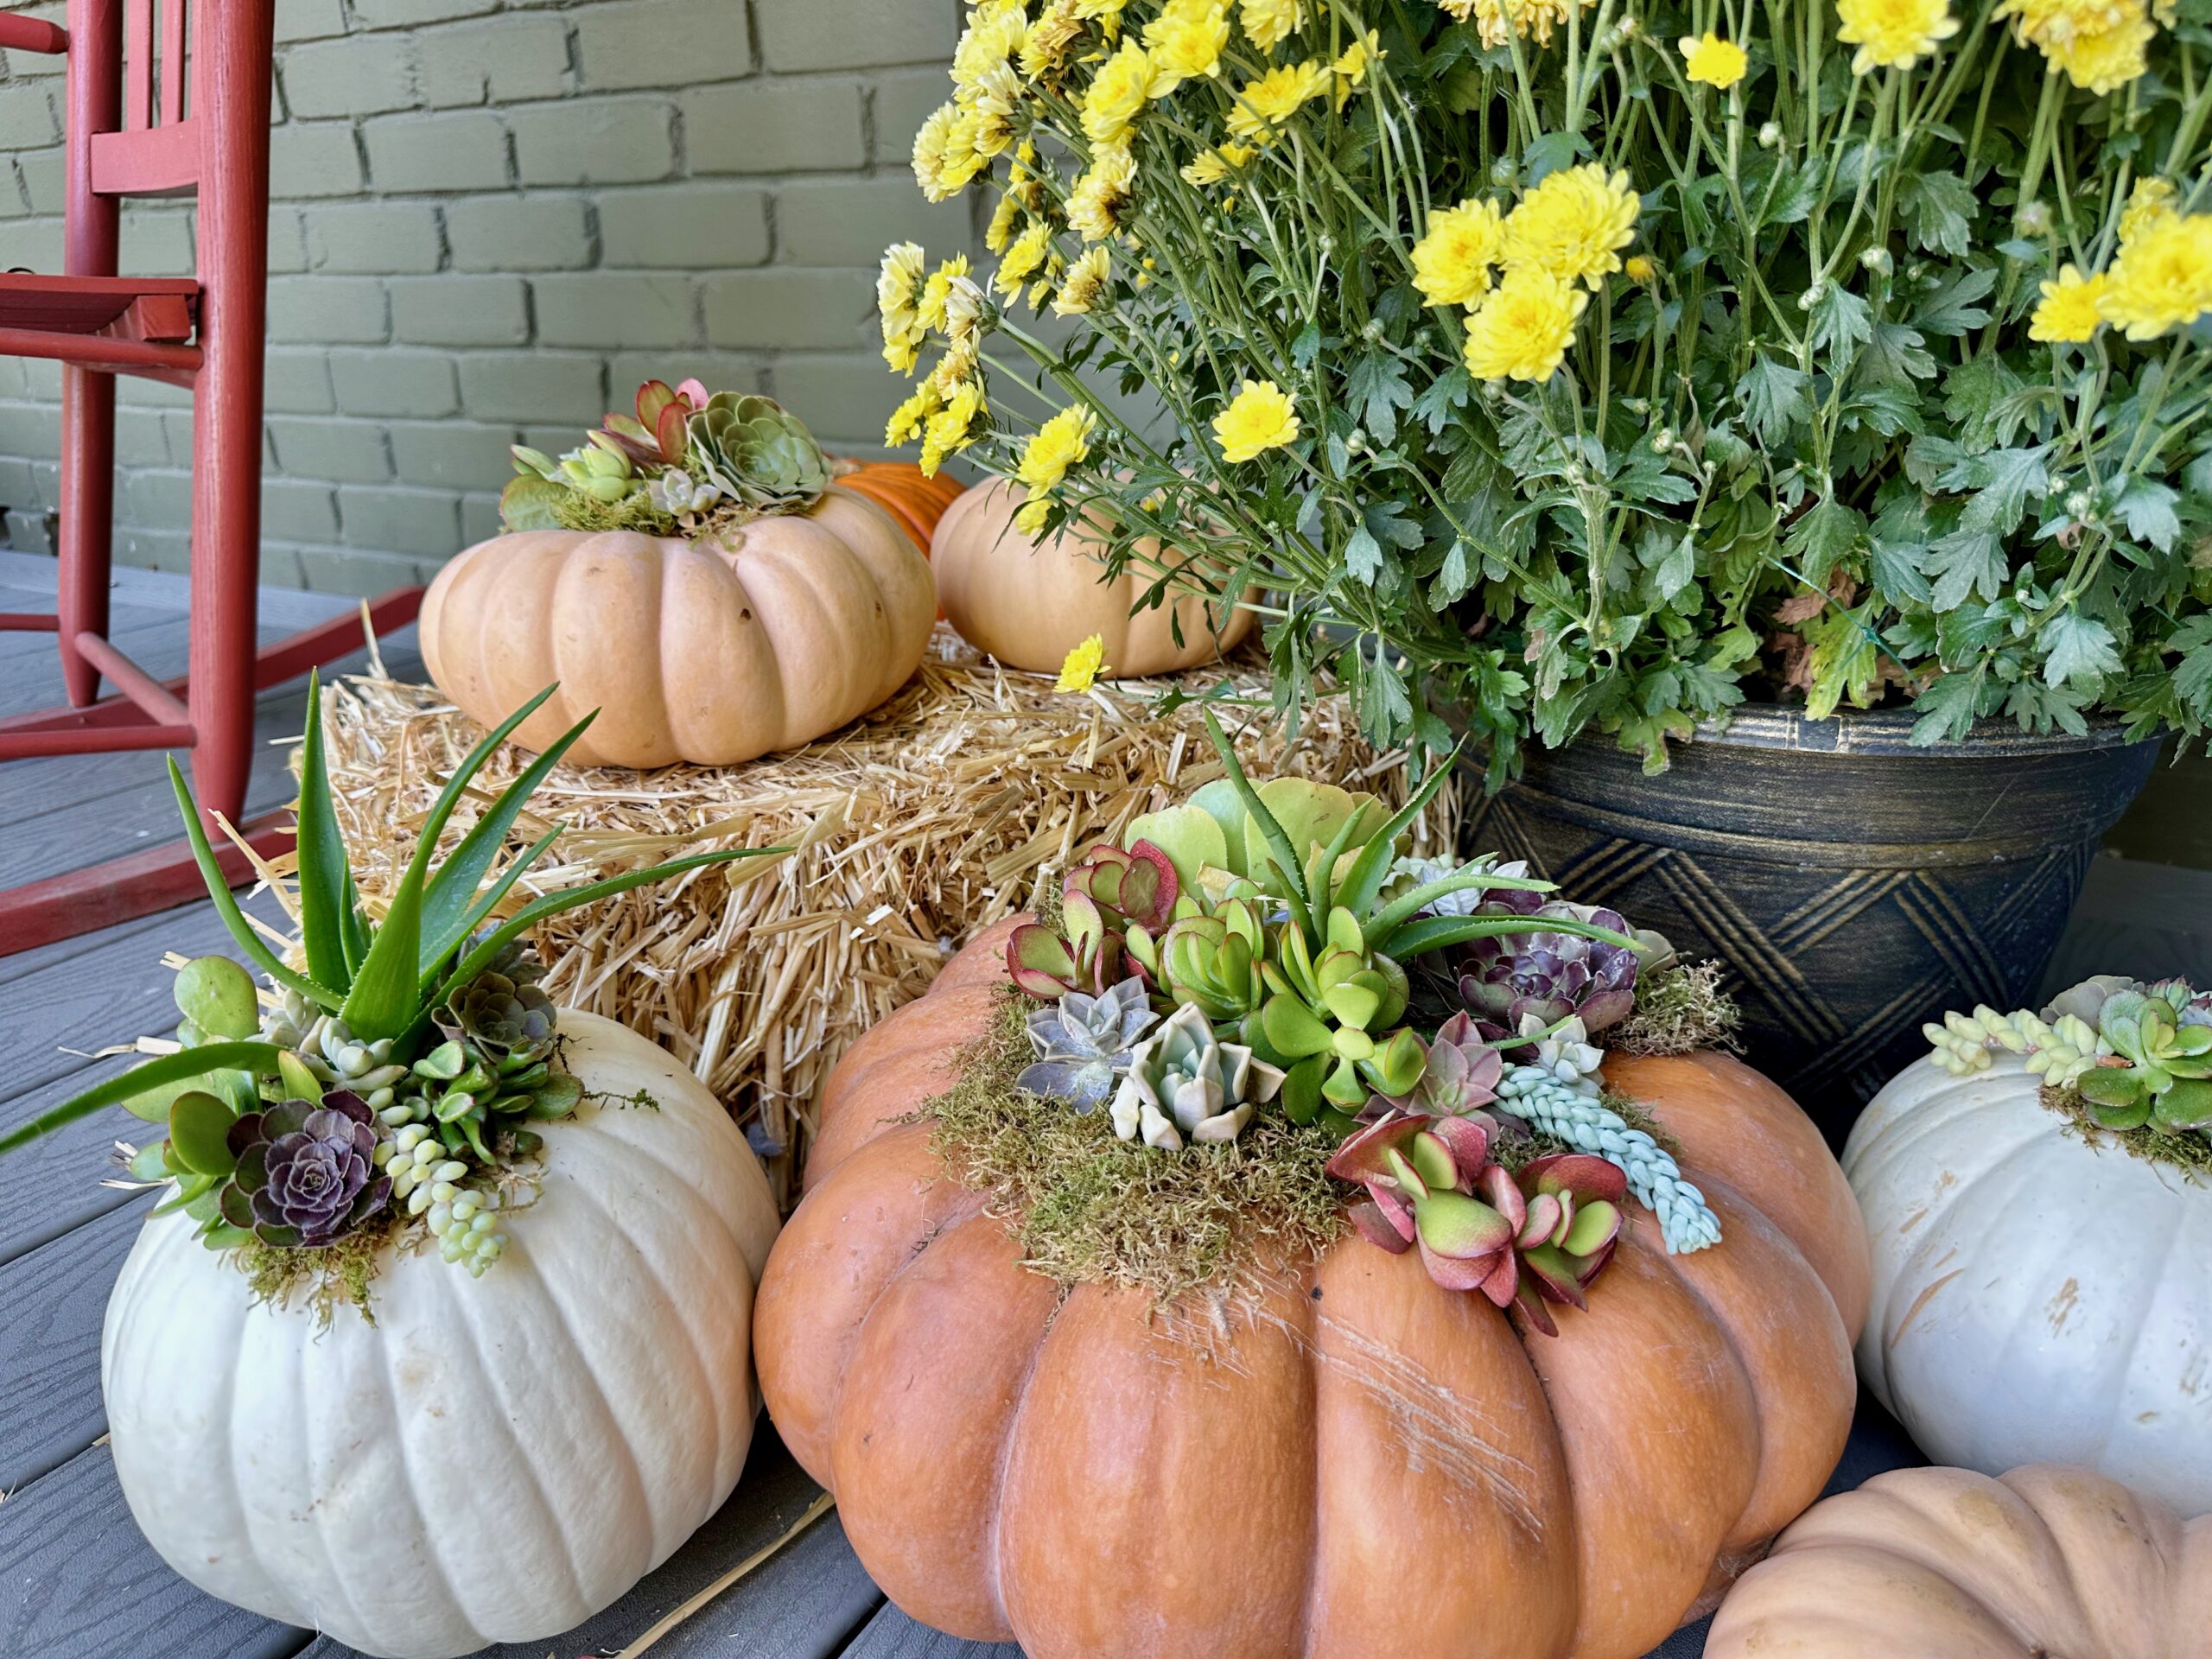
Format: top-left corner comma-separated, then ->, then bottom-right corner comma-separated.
0,676 -> 784,1174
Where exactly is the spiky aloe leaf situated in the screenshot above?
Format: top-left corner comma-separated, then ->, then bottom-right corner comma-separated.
437,823 -> 564,982
1331,740 -> 1471,919
293,669 -> 352,993
168,760 -> 340,1014
416,711 -> 595,978
1200,711 -> 1315,943
0,1042 -> 287,1156
1370,910 -> 1643,965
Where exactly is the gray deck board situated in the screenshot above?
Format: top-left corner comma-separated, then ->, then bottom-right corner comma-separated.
0,1198 -> 142,1493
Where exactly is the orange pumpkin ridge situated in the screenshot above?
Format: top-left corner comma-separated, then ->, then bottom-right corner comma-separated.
755,930 -> 1870,1659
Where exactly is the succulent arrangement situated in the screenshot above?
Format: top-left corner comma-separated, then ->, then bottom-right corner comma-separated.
999,716 -> 1735,1326
0,677 -> 782,1298
1927,976 -> 2212,1138
501,378 -> 832,541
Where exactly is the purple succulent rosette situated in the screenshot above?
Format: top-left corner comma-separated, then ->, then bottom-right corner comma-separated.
1453,890 -> 1642,1043
219,1090 -> 391,1248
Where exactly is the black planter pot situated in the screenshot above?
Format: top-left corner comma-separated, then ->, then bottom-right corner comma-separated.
1465,706 -> 2161,1147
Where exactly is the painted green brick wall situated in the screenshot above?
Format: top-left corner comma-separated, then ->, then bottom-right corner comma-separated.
0,0 -> 977,594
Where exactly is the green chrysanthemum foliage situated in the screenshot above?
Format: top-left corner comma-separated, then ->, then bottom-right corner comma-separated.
688,392 -> 831,515
1,675 -> 788,1274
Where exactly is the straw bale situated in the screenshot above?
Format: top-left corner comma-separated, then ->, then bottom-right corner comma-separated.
321,627 -> 1461,1206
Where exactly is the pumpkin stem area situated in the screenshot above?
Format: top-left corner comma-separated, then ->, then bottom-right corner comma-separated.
925,991 -> 1348,1306
2041,1083 -> 2212,1183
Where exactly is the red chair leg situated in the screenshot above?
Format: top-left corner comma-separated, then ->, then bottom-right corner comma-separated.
55,362 -> 115,708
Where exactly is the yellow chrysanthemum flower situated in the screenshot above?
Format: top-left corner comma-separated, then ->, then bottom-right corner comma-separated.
1212,379 -> 1301,461
1996,0 -> 2154,91
986,189 -> 1023,253
1412,197 -> 1507,308
919,378 -> 986,477
1068,142 -> 1137,242
1082,38 -> 1163,144
2029,264 -> 2109,343
1834,0 -> 1960,73
916,254 -> 971,331
1462,269 -> 1590,383
1226,60 -> 1330,142
1624,254 -> 1656,283
1439,0 -> 1597,48
886,379 -> 940,448
1022,0 -> 1085,82
1679,31 -> 1751,87
1144,0 -> 1230,88
879,241 -> 927,372
1057,633 -> 1109,692
996,221 -> 1055,299
1182,142 -> 1257,185
1018,405 -> 1097,499
1502,164 -> 1639,291
1074,0 -> 1129,36
952,0 -> 1027,93
1242,0 -> 1303,50
1054,245 -> 1113,315
2120,178 -> 2177,243
2098,212 -> 2212,340
963,61 -> 1023,159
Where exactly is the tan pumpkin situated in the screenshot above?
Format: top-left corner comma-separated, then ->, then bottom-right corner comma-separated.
931,478 -> 1256,676
755,922 -> 1871,1659
1705,1463 -> 2212,1657
419,486 -> 935,768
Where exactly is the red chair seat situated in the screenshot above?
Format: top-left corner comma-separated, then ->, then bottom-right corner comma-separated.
0,273 -> 197,340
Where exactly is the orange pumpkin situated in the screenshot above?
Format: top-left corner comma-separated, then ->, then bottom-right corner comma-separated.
831,459 -> 967,556
418,486 -> 935,769
931,478 -> 1257,676
1705,1463 -> 2212,1656
755,923 -> 1871,1659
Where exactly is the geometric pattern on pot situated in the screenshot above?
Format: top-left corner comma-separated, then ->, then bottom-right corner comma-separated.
99,1012 -> 783,1659
1471,785 -> 2099,1144
753,920 -> 1874,1659
1705,1463 -> 2212,1656
1844,1051 -> 2212,1519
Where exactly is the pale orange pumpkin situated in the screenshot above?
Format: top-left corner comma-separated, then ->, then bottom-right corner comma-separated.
755,923 -> 1871,1659
930,478 -> 1256,676
1705,1463 -> 2212,1656
419,486 -> 935,768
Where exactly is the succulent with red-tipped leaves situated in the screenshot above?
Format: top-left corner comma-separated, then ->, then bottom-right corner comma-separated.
1382,1011 -> 1503,1119
1007,841 -> 1179,999
596,378 -> 709,471
1326,1111 -> 1625,1333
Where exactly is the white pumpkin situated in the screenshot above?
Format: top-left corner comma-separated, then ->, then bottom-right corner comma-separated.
1844,1052 -> 2212,1517
100,1012 -> 781,1659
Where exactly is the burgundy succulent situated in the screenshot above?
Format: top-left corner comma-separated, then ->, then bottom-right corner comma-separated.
1453,890 -> 1643,1041
219,1090 -> 391,1248
1007,840 -> 1179,999
1326,1110 -> 1626,1334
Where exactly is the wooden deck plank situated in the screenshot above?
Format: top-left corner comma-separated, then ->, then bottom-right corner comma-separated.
841,1604 -> 1021,1658
0,1198 -> 143,1492
0,1443 -> 312,1659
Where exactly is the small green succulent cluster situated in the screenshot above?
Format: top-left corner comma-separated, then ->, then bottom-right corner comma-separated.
1927,975 -> 2212,1137
3,679 -> 782,1300
503,378 -> 830,537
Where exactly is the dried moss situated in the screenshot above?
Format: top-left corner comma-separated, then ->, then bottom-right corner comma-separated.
926,992 -> 1345,1307
1613,959 -> 1743,1057
235,1217 -> 402,1327
2042,1083 -> 2212,1184
550,490 -> 679,537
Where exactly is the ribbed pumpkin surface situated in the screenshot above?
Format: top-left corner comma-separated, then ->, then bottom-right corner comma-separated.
101,1013 -> 781,1659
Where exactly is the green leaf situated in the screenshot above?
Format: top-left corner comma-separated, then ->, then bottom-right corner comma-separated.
2167,617 -> 2212,712
0,1042 -> 286,1156
166,760 -> 342,1014
168,1090 -> 240,1177
1346,353 -> 1414,446
1198,711 -> 1314,936
293,669 -> 352,994
1344,523 -> 1383,584
2114,479 -> 2181,551
1910,265 -> 1996,335
1379,911 -> 1643,962
1737,356 -> 1814,446
1927,526 -> 2009,610
416,714 -> 594,977
2041,611 -> 2122,689
1783,499 -> 1867,586
1897,170 -> 1977,257
1910,670 -> 1987,743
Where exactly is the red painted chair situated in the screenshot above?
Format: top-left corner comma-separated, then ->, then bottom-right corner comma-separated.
0,0 -> 421,955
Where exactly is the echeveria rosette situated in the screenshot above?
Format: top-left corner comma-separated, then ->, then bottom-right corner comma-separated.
1109,1002 -> 1287,1150
1327,1110 -> 1626,1335
1453,889 -> 1665,1043
1007,840 -> 1179,999
688,391 -> 831,515
219,1091 -> 391,1249
1375,1011 -> 1505,1121
435,971 -> 557,1071
1126,895 -> 1269,1027
1018,975 -> 1160,1112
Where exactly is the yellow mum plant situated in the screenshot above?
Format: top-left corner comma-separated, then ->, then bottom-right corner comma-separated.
880,0 -> 2212,775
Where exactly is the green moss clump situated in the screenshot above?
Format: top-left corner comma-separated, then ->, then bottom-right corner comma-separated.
2043,1083 -> 2212,1183
236,1218 -> 398,1328
550,489 -> 680,537
926,993 -> 1345,1307
1613,959 -> 1743,1057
